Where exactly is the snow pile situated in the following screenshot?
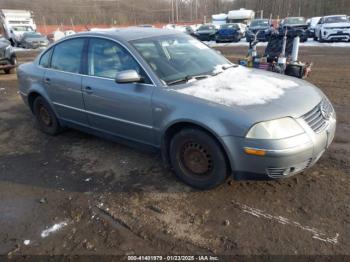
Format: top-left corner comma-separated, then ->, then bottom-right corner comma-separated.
41,221 -> 69,238
174,66 -> 299,106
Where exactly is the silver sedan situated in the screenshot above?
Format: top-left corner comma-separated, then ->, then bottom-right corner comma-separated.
17,28 -> 336,189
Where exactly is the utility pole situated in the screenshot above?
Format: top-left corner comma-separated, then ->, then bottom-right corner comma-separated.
176,0 -> 179,23
171,0 -> 175,23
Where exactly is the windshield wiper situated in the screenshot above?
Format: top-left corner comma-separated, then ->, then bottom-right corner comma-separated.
222,64 -> 238,70
167,75 -> 210,86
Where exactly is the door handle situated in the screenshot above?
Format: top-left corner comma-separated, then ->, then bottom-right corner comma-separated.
84,86 -> 93,94
44,78 -> 51,84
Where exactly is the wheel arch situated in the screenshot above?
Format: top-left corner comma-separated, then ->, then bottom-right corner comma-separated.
161,121 -> 233,173
28,91 -> 42,113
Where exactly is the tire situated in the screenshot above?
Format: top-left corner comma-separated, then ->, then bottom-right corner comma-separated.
33,96 -> 61,136
5,57 -> 17,74
319,33 -> 325,43
169,128 -> 229,190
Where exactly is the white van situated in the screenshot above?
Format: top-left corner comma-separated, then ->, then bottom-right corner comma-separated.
0,9 -> 37,46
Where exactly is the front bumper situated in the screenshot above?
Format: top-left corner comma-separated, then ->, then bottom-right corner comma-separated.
196,34 -> 215,41
222,115 -> 336,180
322,29 -> 350,41
216,35 -> 238,42
0,58 -> 15,70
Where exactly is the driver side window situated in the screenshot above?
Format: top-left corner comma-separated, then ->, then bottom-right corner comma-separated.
87,38 -> 151,83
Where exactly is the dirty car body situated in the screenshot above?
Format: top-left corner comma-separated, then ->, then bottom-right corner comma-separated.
0,36 -> 17,73
216,23 -> 242,43
20,32 -> 49,49
17,28 -> 336,189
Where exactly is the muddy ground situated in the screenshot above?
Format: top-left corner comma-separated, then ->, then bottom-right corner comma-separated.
0,47 -> 349,257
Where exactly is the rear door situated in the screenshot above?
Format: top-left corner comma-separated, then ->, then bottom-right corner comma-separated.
44,38 -> 88,125
81,37 -> 155,145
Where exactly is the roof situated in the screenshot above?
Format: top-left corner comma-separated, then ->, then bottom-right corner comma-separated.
323,14 -> 347,18
76,27 -> 181,42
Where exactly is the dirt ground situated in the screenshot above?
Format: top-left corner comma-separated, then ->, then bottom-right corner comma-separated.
0,47 -> 349,258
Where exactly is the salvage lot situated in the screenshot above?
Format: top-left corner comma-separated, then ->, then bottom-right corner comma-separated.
0,47 -> 349,256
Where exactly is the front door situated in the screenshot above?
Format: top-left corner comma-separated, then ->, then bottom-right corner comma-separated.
81,38 -> 155,145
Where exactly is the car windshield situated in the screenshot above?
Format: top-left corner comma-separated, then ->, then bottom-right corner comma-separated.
131,34 -> 230,85
198,25 -> 215,31
284,17 -> 306,25
220,24 -> 239,30
250,20 -> 269,27
325,16 -> 349,23
310,17 -> 321,27
12,26 -> 34,32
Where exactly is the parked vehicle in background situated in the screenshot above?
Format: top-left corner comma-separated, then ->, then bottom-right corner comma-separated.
0,9 -> 37,46
315,15 -> 350,42
17,28 -> 336,189
19,32 -> 49,49
280,17 -> 309,42
194,24 -> 217,41
0,35 -> 17,74
212,13 -> 228,28
227,8 -> 255,25
307,17 -> 322,39
64,30 -> 76,37
246,19 -> 271,42
216,23 -> 242,43
236,23 -> 248,37
184,26 -> 196,36
137,24 -> 154,28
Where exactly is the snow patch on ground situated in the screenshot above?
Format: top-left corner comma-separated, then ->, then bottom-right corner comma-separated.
174,66 -> 299,106
41,221 -> 69,238
235,202 -> 339,245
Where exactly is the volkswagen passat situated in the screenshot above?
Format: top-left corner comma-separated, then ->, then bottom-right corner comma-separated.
17,28 -> 336,189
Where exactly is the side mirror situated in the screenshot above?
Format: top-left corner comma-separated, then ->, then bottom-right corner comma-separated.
115,70 -> 142,84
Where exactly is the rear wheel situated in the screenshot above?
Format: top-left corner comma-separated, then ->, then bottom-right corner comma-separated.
170,128 -> 229,190
33,96 -> 61,135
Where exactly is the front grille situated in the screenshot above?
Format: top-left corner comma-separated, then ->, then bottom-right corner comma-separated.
267,168 -> 287,178
302,99 -> 333,133
0,49 -> 5,59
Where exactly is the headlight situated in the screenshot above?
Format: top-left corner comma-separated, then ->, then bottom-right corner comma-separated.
246,117 -> 304,139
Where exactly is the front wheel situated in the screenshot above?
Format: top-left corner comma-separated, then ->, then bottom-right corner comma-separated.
4,57 -> 17,74
33,96 -> 61,135
170,128 -> 229,190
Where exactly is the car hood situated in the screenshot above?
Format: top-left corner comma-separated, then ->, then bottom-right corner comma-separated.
24,37 -> 48,43
170,66 -> 323,123
218,28 -> 237,34
324,22 -> 350,28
